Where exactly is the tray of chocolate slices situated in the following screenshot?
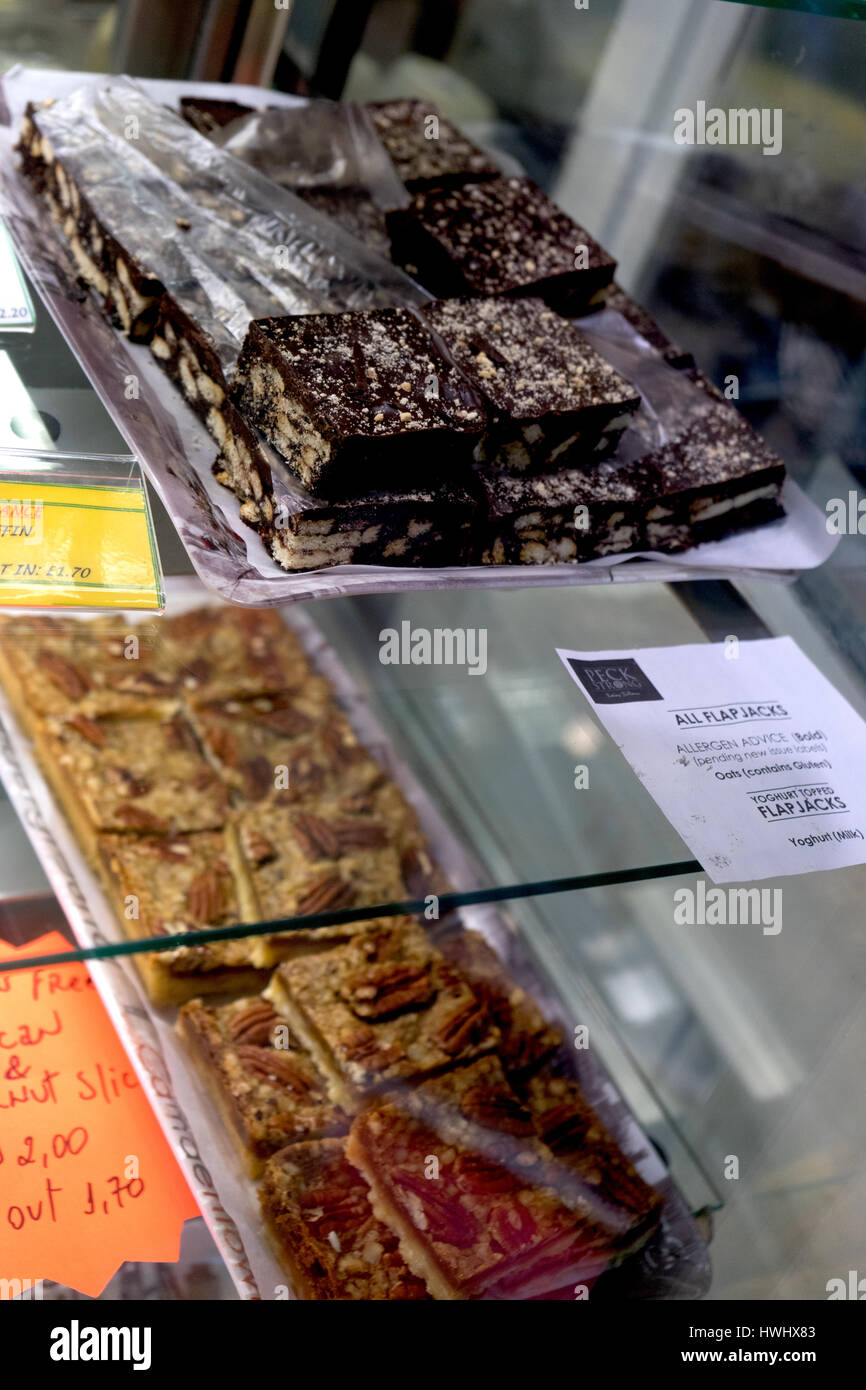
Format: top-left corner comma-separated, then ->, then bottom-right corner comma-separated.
0,581 -> 712,1299
0,69 -> 835,604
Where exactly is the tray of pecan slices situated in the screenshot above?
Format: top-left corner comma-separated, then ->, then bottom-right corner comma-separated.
0,577 -> 711,1299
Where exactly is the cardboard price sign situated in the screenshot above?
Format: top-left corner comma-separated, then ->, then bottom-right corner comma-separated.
0,933 -> 199,1297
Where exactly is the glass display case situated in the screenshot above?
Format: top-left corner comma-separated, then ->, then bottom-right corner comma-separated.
0,0 -> 864,1310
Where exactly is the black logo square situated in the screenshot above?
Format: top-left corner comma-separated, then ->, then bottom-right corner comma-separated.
568,657 -> 663,704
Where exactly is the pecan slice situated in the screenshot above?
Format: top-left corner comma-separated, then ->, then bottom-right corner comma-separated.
339,792 -> 375,815
186,866 -> 233,925
109,766 -> 150,797
115,804 -> 169,832
66,712 -> 106,747
341,962 -> 434,1019
295,873 -> 355,917
334,821 -> 387,852
227,1001 -> 282,1046
292,811 -> 340,862
434,997 -> 489,1054
39,650 -> 92,699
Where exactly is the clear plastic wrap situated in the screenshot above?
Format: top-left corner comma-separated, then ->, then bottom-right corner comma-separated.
212,98 -> 408,204
90,79 -> 424,311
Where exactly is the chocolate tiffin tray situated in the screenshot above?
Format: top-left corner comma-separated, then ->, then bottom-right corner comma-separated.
0,70 -> 834,604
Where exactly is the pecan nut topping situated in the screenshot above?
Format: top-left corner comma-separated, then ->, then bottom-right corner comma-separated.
454,1152 -> 515,1194
241,755 -> 274,802
341,961 -> 434,1019
108,765 -> 150,797
115,804 -> 169,832
242,829 -> 277,865
235,1044 -> 317,1092
259,705 -> 312,737
535,1102 -> 592,1153
292,812 -> 340,862
434,997 -> 489,1054
227,1001 -> 281,1046
66,712 -> 106,747
461,1085 -> 535,1137
395,1172 -> 480,1249
334,821 -> 387,851
39,650 -> 92,699
165,714 -> 200,752
186,866 -> 233,925
295,873 -> 355,917
337,1025 -> 403,1068
207,725 -> 239,768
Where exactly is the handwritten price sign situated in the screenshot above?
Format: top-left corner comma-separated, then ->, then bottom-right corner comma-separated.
0,933 -> 199,1297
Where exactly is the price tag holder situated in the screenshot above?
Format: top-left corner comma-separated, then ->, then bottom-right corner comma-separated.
0,463 -> 164,610
0,224 -> 36,331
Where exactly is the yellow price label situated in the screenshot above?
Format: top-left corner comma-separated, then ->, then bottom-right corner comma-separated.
0,477 -> 163,610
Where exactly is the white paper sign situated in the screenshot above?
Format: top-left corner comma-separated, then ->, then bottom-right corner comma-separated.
557,638 -> 866,883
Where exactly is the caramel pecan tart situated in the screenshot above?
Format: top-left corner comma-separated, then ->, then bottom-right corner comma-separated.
98,830 -> 265,1007
159,606 -> 310,702
235,800 -> 410,966
177,994 -> 347,1175
259,1138 -> 430,1300
264,921 -> 499,1109
35,707 -> 228,864
345,1061 -> 652,1301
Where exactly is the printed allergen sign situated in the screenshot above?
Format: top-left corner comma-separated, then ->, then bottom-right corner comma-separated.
557,638 -> 866,883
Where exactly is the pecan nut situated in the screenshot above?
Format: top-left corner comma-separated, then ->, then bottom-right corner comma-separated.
66,712 -> 106,747
334,821 -> 387,851
341,961 -> 434,1019
241,755 -> 274,802
461,1085 -> 534,1137
39,650 -> 92,699
454,1152 -> 515,1194
207,725 -> 239,768
235,1044 -> 317,1092
242,828 -> 276,865
115,804 -> 169,832
295,873 -> 355,917
292,812 -> 340,862
165,715 -> 200,753
434,997 -> 489,1054
186,866 -> 233,925
227,1001 -> 281,1046
395,1171 -> 480,1249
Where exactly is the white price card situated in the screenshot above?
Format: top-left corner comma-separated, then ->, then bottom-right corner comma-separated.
557,638 -> 866,883
0,223 -> 35,329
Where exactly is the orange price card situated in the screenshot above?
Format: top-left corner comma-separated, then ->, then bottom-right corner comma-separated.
0,933 -> 200,1297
